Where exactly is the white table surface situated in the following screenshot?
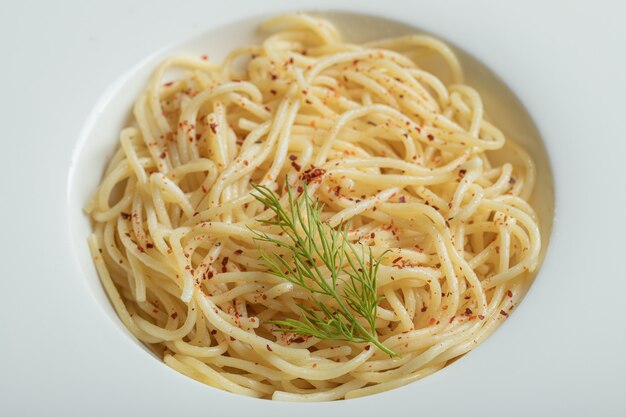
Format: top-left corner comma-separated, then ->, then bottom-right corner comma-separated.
1,1 -> 625,415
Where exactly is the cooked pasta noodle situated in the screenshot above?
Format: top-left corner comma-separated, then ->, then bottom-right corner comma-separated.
85,14 -> 541,401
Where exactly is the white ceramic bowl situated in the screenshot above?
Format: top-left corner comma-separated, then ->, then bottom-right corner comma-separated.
69,8 -> 556,369
3,1 -> 626,415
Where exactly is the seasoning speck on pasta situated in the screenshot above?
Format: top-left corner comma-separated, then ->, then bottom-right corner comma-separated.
85,14 -> 541,401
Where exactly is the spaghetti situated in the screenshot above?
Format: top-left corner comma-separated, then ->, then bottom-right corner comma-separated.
86,14 -> 541,401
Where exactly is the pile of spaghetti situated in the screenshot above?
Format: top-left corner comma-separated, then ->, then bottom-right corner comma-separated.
86,14 -> 541,401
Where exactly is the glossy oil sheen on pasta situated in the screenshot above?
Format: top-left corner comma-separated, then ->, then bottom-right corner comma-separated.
85,14 -> 541,401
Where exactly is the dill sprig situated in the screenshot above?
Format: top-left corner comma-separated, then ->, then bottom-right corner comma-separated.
251,182 -> 397,357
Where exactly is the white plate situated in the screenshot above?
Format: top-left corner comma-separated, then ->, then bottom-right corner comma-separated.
2,1 -> 625,416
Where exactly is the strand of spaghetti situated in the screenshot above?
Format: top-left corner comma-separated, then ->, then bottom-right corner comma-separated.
272,378 -> 368,402
165,354 -> 262,397
195,292 -> 310,360
88,235 -> 163,344
262,348 -> 373,381
345,363 -> 445,399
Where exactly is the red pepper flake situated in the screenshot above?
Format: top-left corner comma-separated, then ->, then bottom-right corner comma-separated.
427,134 -> 434,141
465,308 -> 473,315
211,329 -> 217,335
289,154 -> 297,161
301,167 -> 326,183
421,306 -> 428,312
291,161 -> 302,171
266,344 -> 273,352
270,89 -> 277,95
146,243 -> 154,249
507,290 -> 513,298
499,310 -> 509,317
398,196 -> 406,203
428,318 -> 437,326
297,186 -> 303,193
201,185 -> 208,193
370,232 -> 376,239
270,74 -> 277,81
509,177 -> 516,185
209,122 -> 218,134
364,345 -> 370,351
121,212 -> 130,220
459,169 -> 466,178
206,271 -> 214,279
201,54 -> 208,60
449,315 -> 456,323
164,81 -> 173,87
170,312 -> 178,319
234,249 -> 243,255
392,256 -> 402,264
478,314 -> 485,320
495,246 -> 500,254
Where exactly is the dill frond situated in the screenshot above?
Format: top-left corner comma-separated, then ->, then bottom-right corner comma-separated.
250,181 -> 396,357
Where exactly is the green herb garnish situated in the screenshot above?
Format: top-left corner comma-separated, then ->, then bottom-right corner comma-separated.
251,182 -> 397,357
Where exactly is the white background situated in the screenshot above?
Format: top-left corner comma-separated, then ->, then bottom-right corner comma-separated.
1,1 -> 625,416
